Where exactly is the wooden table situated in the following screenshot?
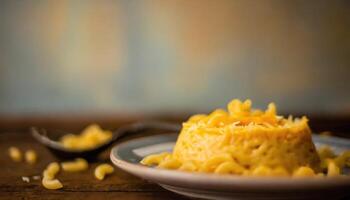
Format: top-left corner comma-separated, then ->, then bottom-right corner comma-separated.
0,116 -> 349,200
0,131 -> 186,200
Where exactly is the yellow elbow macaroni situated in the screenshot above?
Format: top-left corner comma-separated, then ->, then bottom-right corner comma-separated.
158,158 -> 181,170
9,147 -> 38,164
8,147 -> 22,162
178,162 -> 197,172
43,162 -> 60,180
59,124 -> 112,150
25,150 -> 37,164
141,99 -> 350,178
251,165 -> 273,176
293,167 -> 315,177
214,161 -> 245,175
142,144 -> 349,178
42,178 -> 63,190
61,158 -> 88,172
42,162 -> 63,189
327,160 -> 340,177
140,152 -> 170,166
94,164 -> 114,180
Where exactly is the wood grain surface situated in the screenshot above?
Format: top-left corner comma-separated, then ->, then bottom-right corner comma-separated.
0,115 -> 349,200
0,132 -> 186,200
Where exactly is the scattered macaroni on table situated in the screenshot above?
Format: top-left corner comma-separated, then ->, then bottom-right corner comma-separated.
42,162 -> 63,190
7,124 -> 118,189
8,147 -> 22,162
61,158 -> 89,172
42,178 -> 63,190
25,150 -> 37,164
94,164 -> 114,180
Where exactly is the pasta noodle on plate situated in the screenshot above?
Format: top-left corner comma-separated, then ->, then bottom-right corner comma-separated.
141,99 -> 350,177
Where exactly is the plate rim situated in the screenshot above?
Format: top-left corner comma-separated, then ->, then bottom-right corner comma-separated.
110,134 -> 350,192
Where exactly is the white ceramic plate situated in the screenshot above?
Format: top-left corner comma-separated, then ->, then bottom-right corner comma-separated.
110,134 -> 350,200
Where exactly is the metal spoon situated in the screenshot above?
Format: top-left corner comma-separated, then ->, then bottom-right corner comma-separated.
31,121 -> 181,160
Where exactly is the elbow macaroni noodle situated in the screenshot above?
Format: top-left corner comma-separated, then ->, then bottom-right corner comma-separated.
42,178 -> 63,190
94,164 -> 114,180
292,167 -> 316,177
8,147 -> 22,162
141,99 -> 350,177
61,158 -> 88,172
25,150 -> 37,164
42,162 -> 63,190
43,162 -> 60,180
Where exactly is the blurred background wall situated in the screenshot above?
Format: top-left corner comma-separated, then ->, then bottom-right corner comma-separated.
0,0 -> 349,116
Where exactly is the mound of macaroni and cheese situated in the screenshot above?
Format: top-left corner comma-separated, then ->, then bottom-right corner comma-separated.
141,99 -> 350,177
